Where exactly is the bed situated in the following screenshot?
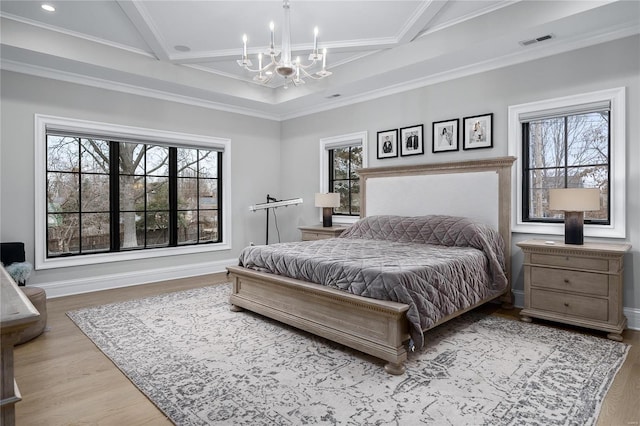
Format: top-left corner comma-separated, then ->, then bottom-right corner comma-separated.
227,157 -> 516,375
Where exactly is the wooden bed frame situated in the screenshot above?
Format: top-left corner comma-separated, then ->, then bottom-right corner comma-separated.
227,157 -> 516,375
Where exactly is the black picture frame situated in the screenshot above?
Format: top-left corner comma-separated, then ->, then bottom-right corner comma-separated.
399,124 -> 424,156
432,119 -> 459,153
463,113 -> 493,150
376,129 -> 398,159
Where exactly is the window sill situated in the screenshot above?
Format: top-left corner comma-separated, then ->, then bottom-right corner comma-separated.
331,215 -> 360,225
512,222 -> 625,239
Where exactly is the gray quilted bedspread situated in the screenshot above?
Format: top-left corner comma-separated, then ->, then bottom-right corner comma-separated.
238,215 -> 508,349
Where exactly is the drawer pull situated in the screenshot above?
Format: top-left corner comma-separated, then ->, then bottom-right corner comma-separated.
564,279 -> 570,284
565,256 -> 570,261
564,302 -> 569,307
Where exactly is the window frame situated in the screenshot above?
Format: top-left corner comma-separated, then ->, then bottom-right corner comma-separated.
319,131 -> 368,225
508,87 -> 626,238
35,114 -> 232,270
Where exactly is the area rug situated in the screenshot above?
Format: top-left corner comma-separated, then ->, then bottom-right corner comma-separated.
67,284 -> 629,426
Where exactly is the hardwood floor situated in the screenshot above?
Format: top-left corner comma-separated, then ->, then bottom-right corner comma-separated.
13,275 -> 640,425
13,273 -> 228,426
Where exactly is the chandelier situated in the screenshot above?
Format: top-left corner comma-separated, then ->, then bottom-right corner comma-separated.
237,0 -> 331,88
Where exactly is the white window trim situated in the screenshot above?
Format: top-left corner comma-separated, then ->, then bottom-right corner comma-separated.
34,114 -> 232,270
507,87 -> 626,238
319,131 -> 368,225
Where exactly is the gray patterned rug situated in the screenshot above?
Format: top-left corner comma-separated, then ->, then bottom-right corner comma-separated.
67,284 -> 628,426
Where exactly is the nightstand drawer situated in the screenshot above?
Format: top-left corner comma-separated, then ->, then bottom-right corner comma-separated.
299,225 -> 347,241
300,231 -> 331,241
530,253 -> 609,272
530,289 -> 608,321
530,267 -> 608,296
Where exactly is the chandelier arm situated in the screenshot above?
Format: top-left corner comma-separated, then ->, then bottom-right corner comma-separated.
297,71 -> 322,80
295,58 -> 320,70
241,57 -> 278,73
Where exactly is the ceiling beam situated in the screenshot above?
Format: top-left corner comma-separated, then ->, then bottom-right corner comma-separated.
397,0 -> 448,44
116,0 -> 170,61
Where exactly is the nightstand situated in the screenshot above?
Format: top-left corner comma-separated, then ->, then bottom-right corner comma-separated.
517,239 -> 631,341
298,224 -> 348,241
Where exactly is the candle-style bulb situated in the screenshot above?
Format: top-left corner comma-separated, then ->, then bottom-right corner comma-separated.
322,48 -> 327,69
242,34 -> 248,59
313,27 -> 319,53
269,21 -> 275,52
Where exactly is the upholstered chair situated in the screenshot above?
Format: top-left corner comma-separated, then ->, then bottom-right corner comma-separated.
1,242 -> 48,344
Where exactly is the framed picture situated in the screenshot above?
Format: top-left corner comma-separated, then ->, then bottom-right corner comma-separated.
463,113 -> 493,150
400,124 -> 424,156
377,129 -> 398,159
432,119 -> 459,153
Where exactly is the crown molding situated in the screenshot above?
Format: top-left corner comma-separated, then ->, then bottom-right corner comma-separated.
2,22 -> 636,123
280,24 -> 639,121
0,11 -> 154,58
0,59 -> 281,122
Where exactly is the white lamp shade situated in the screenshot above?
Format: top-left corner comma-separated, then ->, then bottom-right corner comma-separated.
315,192 -> 340,208
548,188 -> 600,212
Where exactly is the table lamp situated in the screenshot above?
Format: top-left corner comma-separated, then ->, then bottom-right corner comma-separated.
548,188 -> 600,245
315,193 -> 340,227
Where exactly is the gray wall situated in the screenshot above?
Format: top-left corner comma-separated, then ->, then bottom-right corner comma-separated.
279,35 -> 640,310
1,35 -> 638,310
0,70 -> 281,287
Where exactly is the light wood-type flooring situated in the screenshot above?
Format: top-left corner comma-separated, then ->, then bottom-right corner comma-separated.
13,273 -> 640,425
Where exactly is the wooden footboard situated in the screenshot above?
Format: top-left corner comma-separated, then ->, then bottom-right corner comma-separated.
227,265 -> 410,375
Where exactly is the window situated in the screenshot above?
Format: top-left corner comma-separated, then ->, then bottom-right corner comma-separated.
46,136 -> 112,255
36,115 -> 231,269
320,131 -> 368,224
329,145 -> 362,216
508,87 -> 626,238
522,109 -> 610,224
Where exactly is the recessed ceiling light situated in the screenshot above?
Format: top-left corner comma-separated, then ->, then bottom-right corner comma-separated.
41,4 -> 56,12
174,45 -> 191,52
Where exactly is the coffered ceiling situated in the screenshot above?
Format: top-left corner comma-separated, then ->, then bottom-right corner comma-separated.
1,1 -> 638,120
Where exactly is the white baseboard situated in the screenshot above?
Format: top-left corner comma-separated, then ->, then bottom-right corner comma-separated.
513,290 -> 525,309
625,307 -> 640,331
512,290 -> 639,331
36,258 -> 236,298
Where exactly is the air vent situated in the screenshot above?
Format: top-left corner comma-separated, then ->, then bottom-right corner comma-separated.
519,34 -> 554,47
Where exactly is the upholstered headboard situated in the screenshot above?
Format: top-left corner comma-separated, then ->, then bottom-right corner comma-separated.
358,157 -> 516,303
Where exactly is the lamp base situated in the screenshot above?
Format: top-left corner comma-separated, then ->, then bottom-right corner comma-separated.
564,211 -> 584,245
322,207 -> 333,227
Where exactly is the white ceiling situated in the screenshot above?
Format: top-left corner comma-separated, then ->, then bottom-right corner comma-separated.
1,1 -> 638,120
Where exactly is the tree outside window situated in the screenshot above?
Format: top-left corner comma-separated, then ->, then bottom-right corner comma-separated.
329,146 -> 362,216
46,134 -> 221,258
523,111 -> 609,224
47,136 -> 110,255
